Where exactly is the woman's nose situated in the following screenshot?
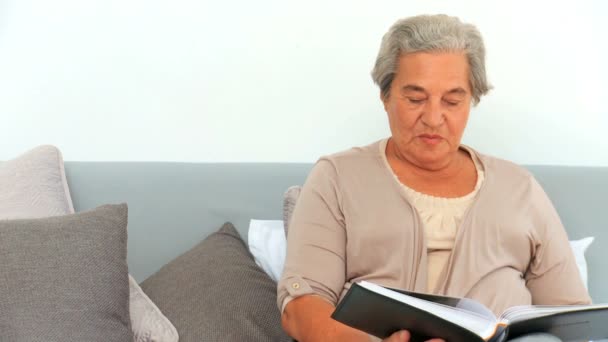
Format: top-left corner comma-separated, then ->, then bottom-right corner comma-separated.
420,100 -> 445,127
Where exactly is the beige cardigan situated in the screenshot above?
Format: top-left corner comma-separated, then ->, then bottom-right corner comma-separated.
278,140 -> 591,316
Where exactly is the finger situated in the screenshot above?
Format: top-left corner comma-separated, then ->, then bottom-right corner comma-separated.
385,330 -> 411,342
425,339 -> 445,342
399,330 -> 411,341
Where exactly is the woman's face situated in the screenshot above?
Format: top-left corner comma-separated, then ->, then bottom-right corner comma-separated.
383,52 -> 472,170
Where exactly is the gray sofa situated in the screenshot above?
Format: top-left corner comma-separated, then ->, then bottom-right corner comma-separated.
64,162 -> 608,304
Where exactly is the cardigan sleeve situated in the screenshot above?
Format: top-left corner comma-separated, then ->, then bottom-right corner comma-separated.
523,177 -> 592,305
277,158 -> 347,313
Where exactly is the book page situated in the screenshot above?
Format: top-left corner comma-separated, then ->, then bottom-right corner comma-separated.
454,297 -> 497,320
388,286 -> 496,320
359,281 -> 498,339
500,303 -> 608,323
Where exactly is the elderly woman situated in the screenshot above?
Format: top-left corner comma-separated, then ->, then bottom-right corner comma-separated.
277,14 -> 590,342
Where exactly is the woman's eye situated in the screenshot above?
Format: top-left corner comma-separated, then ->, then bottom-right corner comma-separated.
444,100 -> 460,106
408,98 -> 425,104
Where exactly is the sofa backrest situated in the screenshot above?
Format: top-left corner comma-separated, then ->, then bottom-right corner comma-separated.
65,162 -> 608,303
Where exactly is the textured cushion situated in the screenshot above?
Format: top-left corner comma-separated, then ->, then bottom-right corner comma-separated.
0,145 -> 74,218
129,275 -> 179,342
282,185 -> 301,236
0,145 -> 177,342
141,222 -> 292,342
0,204 -> 132,342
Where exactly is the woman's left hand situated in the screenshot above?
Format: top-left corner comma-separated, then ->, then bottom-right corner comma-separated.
382,330 -> 445,342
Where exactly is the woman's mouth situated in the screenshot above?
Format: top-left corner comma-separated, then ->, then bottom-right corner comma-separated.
418,134 -> 443,145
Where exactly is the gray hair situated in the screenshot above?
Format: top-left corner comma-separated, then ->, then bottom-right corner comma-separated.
371,14 -> 492,104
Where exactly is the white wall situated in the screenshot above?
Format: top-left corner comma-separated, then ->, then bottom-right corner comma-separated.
1,0 -> 607,165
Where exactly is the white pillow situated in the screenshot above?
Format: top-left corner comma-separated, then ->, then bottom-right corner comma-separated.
248,219 -> 594,291
248,219 -> 286,282
569,237 -> 594,290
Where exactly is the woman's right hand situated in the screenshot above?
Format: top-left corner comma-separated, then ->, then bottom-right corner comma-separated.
383,330 -> 445,342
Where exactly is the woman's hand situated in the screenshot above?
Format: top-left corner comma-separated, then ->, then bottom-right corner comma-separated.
383,330 -> 445,342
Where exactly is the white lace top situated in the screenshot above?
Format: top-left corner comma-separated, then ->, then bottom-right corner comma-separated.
380,139 -> 485,293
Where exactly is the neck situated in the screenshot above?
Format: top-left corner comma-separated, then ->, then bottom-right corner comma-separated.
386,139 -> 468,182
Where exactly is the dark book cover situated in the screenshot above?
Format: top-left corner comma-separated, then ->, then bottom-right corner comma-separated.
331,283 -> 502,342
331,282 -> 608,342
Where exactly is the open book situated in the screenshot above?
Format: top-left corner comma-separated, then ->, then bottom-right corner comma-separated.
331,281 -> 608,342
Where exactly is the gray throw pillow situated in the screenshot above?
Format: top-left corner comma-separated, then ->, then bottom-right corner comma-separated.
0,145 -> 178,342
141,222 -> 292,342
283,185 -> 301,237
0,204 -> 133,342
